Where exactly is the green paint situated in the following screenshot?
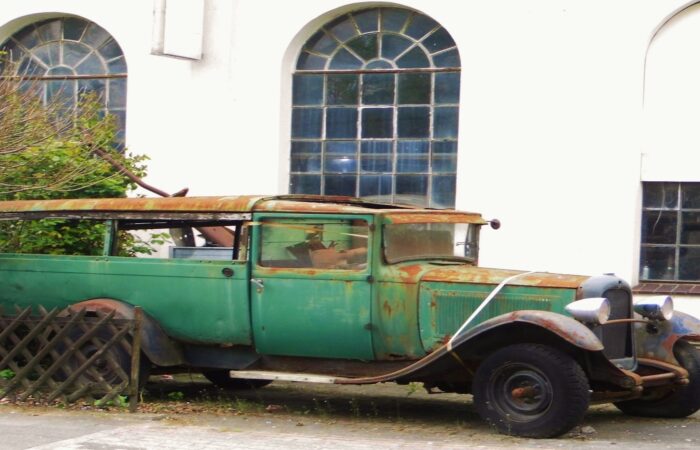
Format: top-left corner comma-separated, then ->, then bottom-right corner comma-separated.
0,253 -> 251,344
419,282 -> 576,350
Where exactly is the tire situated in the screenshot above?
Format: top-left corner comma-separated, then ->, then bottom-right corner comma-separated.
614,340 -> 700,418
202,370 -> 271,390
472,343 -> 590,438
60,329 -> 151,391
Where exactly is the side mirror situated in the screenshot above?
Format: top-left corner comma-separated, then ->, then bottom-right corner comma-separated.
489,219 -> 501,230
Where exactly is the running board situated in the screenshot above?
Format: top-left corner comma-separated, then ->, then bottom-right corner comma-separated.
229,370 -> 349,384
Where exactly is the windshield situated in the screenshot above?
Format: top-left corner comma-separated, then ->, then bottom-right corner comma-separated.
383,223 -> 480,264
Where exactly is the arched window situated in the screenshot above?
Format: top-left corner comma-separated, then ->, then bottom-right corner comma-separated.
291,7 -> 460,208
1,17 -> 127,147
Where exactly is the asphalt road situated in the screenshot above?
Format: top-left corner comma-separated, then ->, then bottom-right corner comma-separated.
2,380 -> 700,449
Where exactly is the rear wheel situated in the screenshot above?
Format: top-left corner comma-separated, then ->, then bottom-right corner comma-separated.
473,343 -> 590,438
614,340 -> 700,418
202,370 -> 271,390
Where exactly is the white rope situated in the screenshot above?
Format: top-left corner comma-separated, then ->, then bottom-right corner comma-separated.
446,271 -> 537,352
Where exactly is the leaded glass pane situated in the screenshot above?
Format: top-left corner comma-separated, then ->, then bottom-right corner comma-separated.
360,175 -> 392,198
17,58 -> 45,76
398,73 -> 430,104
326,15 -> 358,42
62,41 -> 90,67
63,17 -> 87,41
296,52 -> 327,70
325,141 -> 358,174
325,175 -> 357,196
682,184 -> 700,209
347,34 -> 379,62
107,56 -> 127,74
291,141 -> 322,172
432,175 -> 456,208
405,15 -> 439,40
326,108 -> 358,139
396,141 -> 429,173
77,53 -> 106,74
640,246 -> 675,280
398,107 -> 430,138
14,25 -> 40,49
644,183 -> 678,208
395,175 -> 428,205
433,49 -> 461,68
292,108 -> 323,138
432,141 -> 458,173
641,211 -> 676,245
293,74 -> 323,106
82,23 -> 110,48
362,73 -> 394,105
362,108 -> 393,138
32,42 -> 60,66
47,78 -> 75,107
290,175 -> 321,194
422,28 -> 456,54
396,46 -> 430,69
354,9 -> 379,33
682,212 -> 700,245
434,107 -> 459,139
78,78 -> 106,96
99,39 -> 124,61
435,72 -> 460,104
327,74 -> 358,105
36,20 -> 61,43
679,247 -> 700,281
329,48 -> 363,70
108,78 -> 126,108
361,141 -> 392,173
305,31 -> 337,55
381,9 -> 411,32
381,34 -> 412,60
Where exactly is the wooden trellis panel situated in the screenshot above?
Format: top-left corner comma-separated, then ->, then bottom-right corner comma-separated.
0,305 -> 143,410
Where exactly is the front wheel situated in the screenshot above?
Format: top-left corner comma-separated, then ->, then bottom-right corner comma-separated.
473,343 -> 590,438
614,340 -> 700,418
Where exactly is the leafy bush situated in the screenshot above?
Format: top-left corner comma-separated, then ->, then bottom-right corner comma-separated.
0,57 -> 149,255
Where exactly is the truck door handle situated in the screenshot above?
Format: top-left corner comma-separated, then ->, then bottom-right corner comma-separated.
251,278 -> 264,293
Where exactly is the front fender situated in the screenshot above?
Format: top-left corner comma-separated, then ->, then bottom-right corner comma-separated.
450,310 -> 604,352
635,310 -> 700,365
336,310 -> 611,385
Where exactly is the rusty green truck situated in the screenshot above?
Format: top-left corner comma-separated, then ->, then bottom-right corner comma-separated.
1,195 -> 700,437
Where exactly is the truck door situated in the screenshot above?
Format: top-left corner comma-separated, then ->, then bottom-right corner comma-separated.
250,214 -> 374,360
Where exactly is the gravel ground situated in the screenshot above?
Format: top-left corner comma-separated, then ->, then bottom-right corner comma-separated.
1,377 -> 699,449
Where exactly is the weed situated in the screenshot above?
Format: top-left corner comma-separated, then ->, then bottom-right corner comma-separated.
0,369 -> 15,380
167,391 -> 185,401
406,382 -> 422,396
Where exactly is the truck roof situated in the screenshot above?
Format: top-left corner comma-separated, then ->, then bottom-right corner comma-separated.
0,195 -> 487,223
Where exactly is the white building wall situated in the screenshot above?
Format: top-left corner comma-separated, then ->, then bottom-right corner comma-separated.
2,0 -> 700,314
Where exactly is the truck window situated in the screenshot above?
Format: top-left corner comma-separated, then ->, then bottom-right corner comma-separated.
259,218 -> 368,270
0,219 -> 106,255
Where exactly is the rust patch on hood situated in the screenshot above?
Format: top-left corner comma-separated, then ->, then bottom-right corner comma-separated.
421,266 -> 588,289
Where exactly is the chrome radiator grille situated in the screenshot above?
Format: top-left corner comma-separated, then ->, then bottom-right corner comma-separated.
598,288 -> 634,361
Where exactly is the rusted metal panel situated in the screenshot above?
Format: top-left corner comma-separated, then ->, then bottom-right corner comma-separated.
383,212 -> 487,225
634,310 -> 700,365
421,267 -> 588,289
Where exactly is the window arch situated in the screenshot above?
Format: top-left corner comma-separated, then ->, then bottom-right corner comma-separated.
290,7 -> 460,208
1,17 -> 127,147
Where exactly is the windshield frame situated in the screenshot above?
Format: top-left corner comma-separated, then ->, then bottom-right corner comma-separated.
382,221 -> 482,265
